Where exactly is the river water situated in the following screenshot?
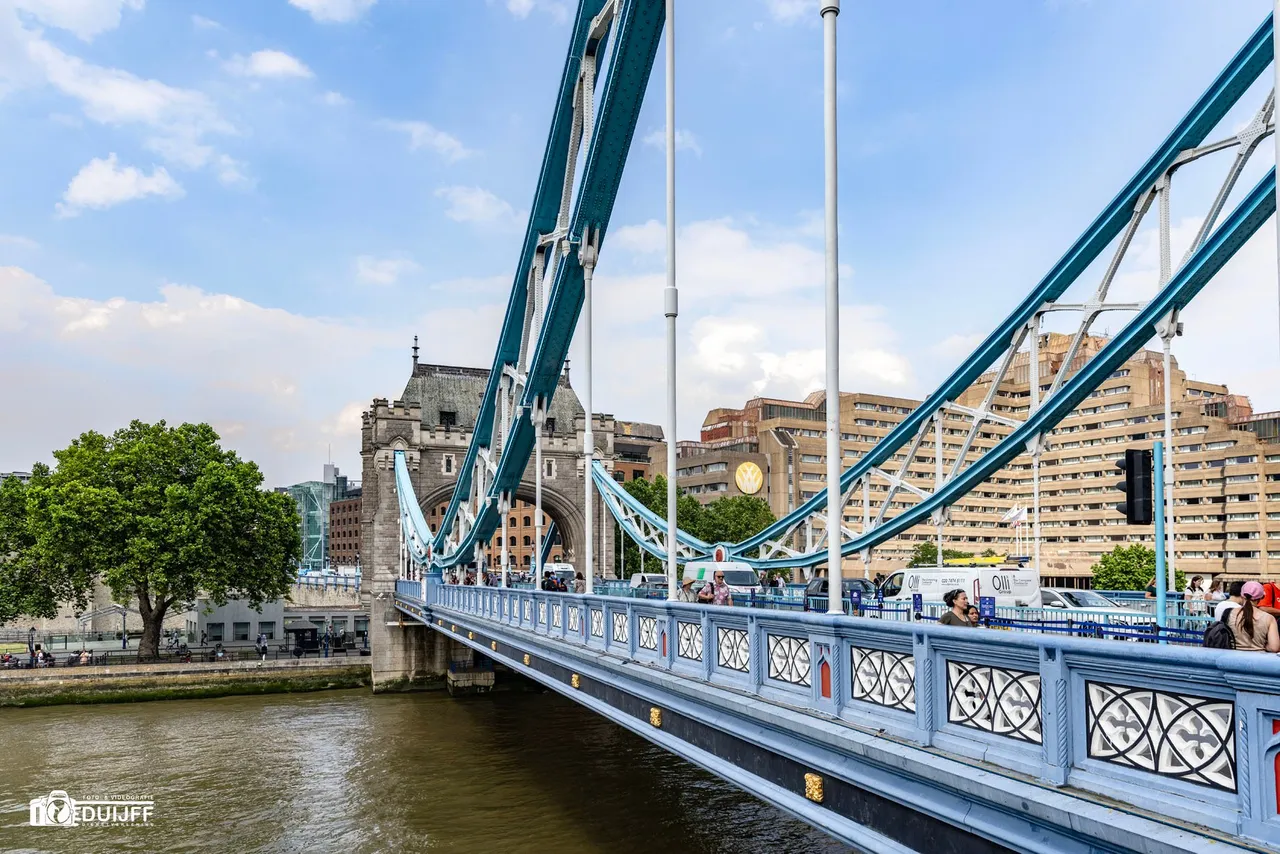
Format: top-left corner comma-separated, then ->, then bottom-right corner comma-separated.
0,689 -> 848,853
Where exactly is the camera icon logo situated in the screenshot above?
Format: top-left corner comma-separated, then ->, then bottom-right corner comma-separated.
30,791 -> 78,827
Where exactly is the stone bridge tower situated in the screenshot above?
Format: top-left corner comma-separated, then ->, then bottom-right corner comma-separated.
361,355 -> 617,687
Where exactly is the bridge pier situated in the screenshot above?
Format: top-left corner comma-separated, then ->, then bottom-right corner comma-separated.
369,592 -> 447,691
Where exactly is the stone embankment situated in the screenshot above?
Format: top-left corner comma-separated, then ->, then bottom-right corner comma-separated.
0,657 -> 372,707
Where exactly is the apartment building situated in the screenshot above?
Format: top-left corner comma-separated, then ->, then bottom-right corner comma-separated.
679,333 -> 1280,585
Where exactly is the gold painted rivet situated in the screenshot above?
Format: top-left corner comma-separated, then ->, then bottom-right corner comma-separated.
649,707 -> 662,728
468,631 -> 474,640
523,654 -> 531,666
451,625 -> 456,632
491,641 -> 497,651
804,773 -> 824,804
571,674 -> 581,689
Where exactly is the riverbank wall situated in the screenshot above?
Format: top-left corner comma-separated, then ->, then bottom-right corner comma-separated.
0,658 -> 374,708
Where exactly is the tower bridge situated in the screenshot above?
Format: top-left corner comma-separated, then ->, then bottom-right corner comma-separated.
364,1 -> 1280,850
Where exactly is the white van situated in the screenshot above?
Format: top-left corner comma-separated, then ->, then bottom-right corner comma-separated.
682,561 -> 763,596
879,564 -> 1040,608
629,572 -> 669,589
543,562 -> 576,586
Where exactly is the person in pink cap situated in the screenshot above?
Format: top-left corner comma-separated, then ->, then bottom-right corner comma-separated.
1227,581 -> 1280,653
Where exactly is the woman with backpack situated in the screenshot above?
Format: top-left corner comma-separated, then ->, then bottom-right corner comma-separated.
1227,581 -> 1280,652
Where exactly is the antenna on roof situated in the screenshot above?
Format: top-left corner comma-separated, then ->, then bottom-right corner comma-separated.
412,335 -> 420,369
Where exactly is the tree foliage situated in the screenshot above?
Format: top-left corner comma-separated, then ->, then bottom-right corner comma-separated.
1090,544 -> 1186,591
0,421 -> 302,657
907,542 -> 975,567
612,477 -> 775,577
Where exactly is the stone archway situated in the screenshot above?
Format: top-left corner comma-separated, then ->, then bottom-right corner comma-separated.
416,481 -> 585,572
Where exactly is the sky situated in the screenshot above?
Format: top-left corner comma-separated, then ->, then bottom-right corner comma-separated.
0,0 -> 1277,488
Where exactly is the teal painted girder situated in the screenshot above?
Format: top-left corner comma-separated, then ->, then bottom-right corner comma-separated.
432,0 -> 665,568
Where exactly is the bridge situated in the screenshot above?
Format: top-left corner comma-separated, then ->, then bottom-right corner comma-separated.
362,1 -> 1280,850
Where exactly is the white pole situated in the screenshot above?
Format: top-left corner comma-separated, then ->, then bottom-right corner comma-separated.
934,416 -> 943,568
1030,316 -> 1042,577
821,0 -> 842,615
501,495 -> 510,588
1275,1 -> 1280,361
582,238 -> 598,595
664,0 -> 679,601
534,404 -> 544,586
1162,334 -> 1176,591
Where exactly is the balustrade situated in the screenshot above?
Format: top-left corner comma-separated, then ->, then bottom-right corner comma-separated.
400,580 -> 1280,845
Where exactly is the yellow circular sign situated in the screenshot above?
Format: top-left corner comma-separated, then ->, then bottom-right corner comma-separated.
735,461 -> 764,495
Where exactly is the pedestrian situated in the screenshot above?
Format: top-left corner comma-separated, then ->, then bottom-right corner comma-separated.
256,632 -> 268,662
573,572 -> 586,594
677,577 -> 698,603
1227,581 -> 1280,652
966,604 -> 982,627
1214,581 -> 1246,622
541,571 -> 556,592
1143,576 -> 1157,599
940,589 -> 975,627
27,627 -> 36,669
702,570 -> 734,607
200,630 -> 208,647
1206,577 -> 1227,602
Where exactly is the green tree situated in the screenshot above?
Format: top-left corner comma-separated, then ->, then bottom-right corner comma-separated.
696,495 -> 775,547
616,476 -> 705,577
907,542 -> 976,567
1,421 -> 302,658
1090,544 -> 1186,591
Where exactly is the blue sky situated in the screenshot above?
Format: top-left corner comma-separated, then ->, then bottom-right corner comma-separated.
0,0 -> 1276,487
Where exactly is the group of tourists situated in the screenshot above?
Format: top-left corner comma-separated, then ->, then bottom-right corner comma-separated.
1203,580 -> 1280,652
676,572 -> 735,607
939,589 -> 984,628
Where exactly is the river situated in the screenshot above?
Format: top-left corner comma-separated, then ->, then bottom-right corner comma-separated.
0,689 -> 849,853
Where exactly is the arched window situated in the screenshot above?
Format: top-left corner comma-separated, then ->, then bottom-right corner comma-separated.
523,536 -> 531,546
522,554 -> 531,565
523,515 -> 531,526
509,516 -> 516,528
508,536 -> 516,546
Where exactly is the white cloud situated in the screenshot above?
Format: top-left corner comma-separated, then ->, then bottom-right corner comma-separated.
191,13 -> 221,30
435,186 -> 520,227
642,128 -> 703,157
0,234 -> 39,249
573,217 -> 909,439
765,0 -> 814,25
13,28 -> 236,182
355,255 -> 421,286
380,119 -> 470,161
503,0 -> 569,22
12,0 -> 143,41
0,266 -> 505,486
288,0 -> 377,23
320,90 -> 349,106
55,153 -> 183,217
225,49 -> 313,79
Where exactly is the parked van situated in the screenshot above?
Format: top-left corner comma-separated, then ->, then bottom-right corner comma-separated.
879,564 -> 1040,608
682,561 -> 763,596
543,562 -> 576,586
629,572 -> 669,589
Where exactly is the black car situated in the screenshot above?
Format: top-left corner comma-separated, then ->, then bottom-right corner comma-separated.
803,577 -> 878,611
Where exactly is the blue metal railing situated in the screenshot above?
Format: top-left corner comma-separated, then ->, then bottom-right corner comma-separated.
408,578 -> 1280,847
295,575 -> 361,591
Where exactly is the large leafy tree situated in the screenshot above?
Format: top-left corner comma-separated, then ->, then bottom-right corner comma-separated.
697,495 -> 775,546
1,421 -> 301,658
906,542 -> 975,567
611,478 -> 776,578
1090,544 -> 1185,591
615,475 -> 704,577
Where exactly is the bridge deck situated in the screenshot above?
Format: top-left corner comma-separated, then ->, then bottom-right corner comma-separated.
395,580 -> 1278,854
